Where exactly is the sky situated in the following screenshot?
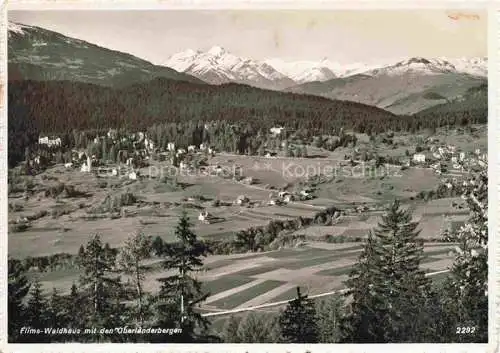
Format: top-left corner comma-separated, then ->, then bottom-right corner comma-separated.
9,10 -> 487,65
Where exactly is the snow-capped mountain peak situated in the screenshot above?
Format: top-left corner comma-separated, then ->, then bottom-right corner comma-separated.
265,58 -> 338,83
400,57 -> 456,71
207,45 -> 227,57
443,57 -> 487,77
365,57 -> 458,77
8,21 -> 32,36
183,48 -> 202,56
265,57 -> 390,82
164,46 -> 487,89
164,46 -> 295,90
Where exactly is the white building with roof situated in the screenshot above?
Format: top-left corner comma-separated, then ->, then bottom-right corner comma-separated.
128,171 -> 137,180
198,211 -> 210,222
270,127 -> 284,136
39,136 -> 62,147
107,129 -> 118,139
413,154 -> 426,163
236,195 -> 250,205
81,156 -> 92,172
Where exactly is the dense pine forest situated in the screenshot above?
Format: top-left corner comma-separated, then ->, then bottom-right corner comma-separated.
414,83 -> 488,119
8,78 -> 398,131
8,78 -> 487,168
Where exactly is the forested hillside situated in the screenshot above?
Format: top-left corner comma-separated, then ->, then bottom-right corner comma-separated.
8,78 -> 487,168
10,77 -> 487,133
9,78 -> 399,133
415,83 -> 487,118
8,22 -> 202,87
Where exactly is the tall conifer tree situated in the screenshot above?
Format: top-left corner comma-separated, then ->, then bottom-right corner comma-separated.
117,232 -> 153,326
77,234 -> 125,341
279,287 -> 318,343
8,258 -> 31,343
341,201 -> 433,342
24,278 -> 50,342
153,211 -> 215,343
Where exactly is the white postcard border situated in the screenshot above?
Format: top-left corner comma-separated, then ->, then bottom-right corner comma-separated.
1,1 -> 497,352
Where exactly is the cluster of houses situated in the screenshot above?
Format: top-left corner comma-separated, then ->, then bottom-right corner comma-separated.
163,143 -> 216,173
270,126 -> 284,136
33,128 -> 222,179
409,143 -> 487,176
412,143 -> 471,171
267,189 -> 313,205
63,152 -> 139,180
198,211 -> 213,224
38,136 -> 62,147
166,142 -> 215,157
196,188 -> 315,224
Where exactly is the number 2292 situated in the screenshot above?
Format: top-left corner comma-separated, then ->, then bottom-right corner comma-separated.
456,326 -> 476,334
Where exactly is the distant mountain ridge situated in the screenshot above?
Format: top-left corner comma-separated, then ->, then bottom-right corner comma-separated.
444,57 -> 487,77
164,47 -> 487,113
165,46 -> 487,86
286,56 -> 487,115
8,21 -> 202,87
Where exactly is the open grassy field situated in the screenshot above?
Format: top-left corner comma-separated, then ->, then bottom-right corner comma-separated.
33,242 -> 456,311
12,152 -> 358,258
196,242 -> 455,312
10,155 -> 465,310
315,167 -> 441,202
9,155 -> 465,258
208,280 -> 286,309
205,265 -> 454,333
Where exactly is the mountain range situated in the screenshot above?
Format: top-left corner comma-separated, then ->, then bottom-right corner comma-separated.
165,48 -> 487,114
165,46 -> 487,85
287,57 -> 487,114
8,21 -> 487,115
